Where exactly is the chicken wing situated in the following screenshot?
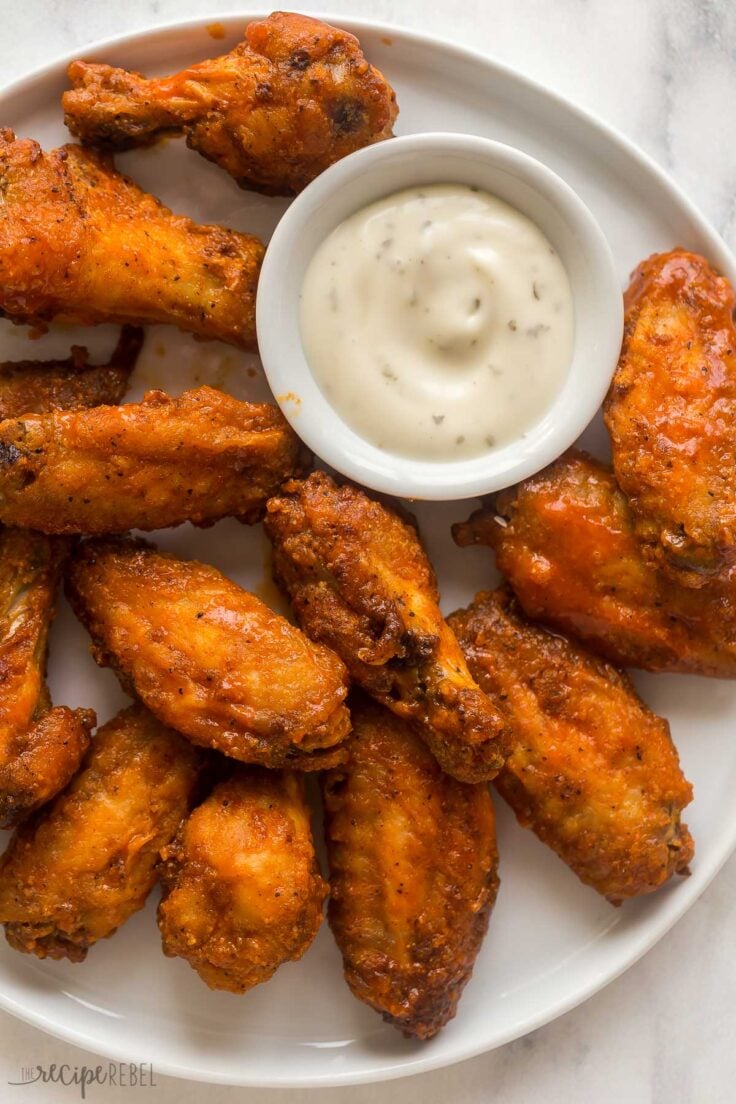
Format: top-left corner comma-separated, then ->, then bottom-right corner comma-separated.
0,704 -> 202,961
63,12 -> 397,196
0,386 -> 302,534
264,471 -> 508,783
158,767 -> 326,992
448,589 -> 694,903
0,527 -> 94,827
453,451 -> 736,676
605,249 -> 736,585
65,537 -> 351,769
0,130 -> 262,348
322,694 -> 498,1038
0,326 -> 142,420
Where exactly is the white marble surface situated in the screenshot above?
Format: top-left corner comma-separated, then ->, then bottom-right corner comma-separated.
1,1 -> 735,1101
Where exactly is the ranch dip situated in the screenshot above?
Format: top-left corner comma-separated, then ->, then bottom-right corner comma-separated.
299,184 -> 574,461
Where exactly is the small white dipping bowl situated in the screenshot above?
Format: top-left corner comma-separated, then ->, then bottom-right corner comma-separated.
256,132 -> 623,500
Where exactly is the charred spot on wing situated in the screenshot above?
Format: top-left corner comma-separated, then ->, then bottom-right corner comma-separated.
398,629 -> 437,663
290,49 -> 311,71
0,440 -> 23,467
329,98 -> 367,134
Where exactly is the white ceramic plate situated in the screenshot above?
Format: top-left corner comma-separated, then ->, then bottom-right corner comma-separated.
0,12 -> 735,1089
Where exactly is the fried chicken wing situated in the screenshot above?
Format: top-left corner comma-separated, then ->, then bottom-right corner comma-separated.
0,130 -> 262,348
0,386 -> 302,534
0,326 -> 142,420
605,249 -> 736,585
66,537 -> 351,770
322,694 -> 498,1038
448,589 -> 694,903
0,704 -> 202,961
63,12 -> 397,196
158,767 -> 326,992
453,451 -> 736,676
264,471 -> 508,783
0,527 -> 94,827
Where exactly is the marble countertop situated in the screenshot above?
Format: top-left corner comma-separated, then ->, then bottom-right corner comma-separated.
1,1 -> 735,1101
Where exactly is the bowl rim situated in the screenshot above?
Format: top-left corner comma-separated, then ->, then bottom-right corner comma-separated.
257,131 -> 623,500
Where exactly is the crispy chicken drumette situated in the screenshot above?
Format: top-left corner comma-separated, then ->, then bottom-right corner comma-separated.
0,704 -> 202,961
66,537 -> 351,770
158,767 -> 326,992
265,471 -> 509,783
0,130 -> 262,348
0,326 -> 142,420
605,250 -> 736,586
453,450 -> 736,677
322,694 -> 499,1038
0,527 -> 94,827
0,386 -> 303,534
449,589 -> 694,904
63,12 -> 397,196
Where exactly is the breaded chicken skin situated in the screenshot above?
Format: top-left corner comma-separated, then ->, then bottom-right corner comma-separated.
453,451 -> 736,677
0,326 -> 142,420
158,768 -> 326,992
448,589 -> 694,903
0,386 -> 302,534
265,471 -> 508,783
0,527 -> 94,827
0,130 -> 263,348
605,250 -> 736,586
66,538 -> 351,770
64,12 -> 397,196
0,704 -> 201,961
322,695 -> 499,1038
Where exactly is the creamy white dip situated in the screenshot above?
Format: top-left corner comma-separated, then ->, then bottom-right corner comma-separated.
299,184 -> 574,460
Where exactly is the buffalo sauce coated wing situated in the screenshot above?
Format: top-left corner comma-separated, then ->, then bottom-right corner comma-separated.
0,704 -> 202,961
0,326 -> 142,420
0,528 -> 94,827
65,538 -> 351,769
605,249 -> 736,585
63,12 -> 397,196
0,130 -> 263,348
322,694 -> 498,1039
158,768 -> 326,992
0,386 -> 302,534
453,450 -> 736,676
448,589 -> 694,903
265,471 -> 509,783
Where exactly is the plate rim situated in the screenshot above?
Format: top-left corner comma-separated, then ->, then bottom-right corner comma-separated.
0,9 -> 735,1088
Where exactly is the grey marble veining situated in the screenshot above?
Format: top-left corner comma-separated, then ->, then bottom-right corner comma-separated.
0,2 -> 735,1101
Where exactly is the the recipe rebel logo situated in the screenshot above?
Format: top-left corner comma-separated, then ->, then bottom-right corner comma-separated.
8,1061 -> 157,1099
